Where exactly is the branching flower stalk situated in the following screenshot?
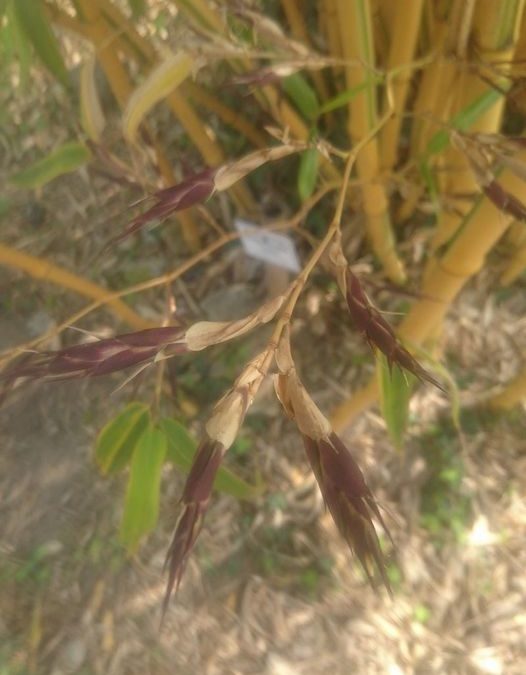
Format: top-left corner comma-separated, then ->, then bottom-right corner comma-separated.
0,183 -> 337,372
161,145 -> 375,613
274,328 -> 392,592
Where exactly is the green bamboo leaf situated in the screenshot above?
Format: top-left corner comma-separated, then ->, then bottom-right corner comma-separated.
160,418 -> 261,500
377,353 -> 414,450
1,3 -> 16,66
407,342 -> 461,432
425,89 -> 503,158
12,0 -> 70,88
317,77 -> 382,116
282,73 -> 319,122
128,0 -> 146,18
120,425 -> 166,552
10,142 -> 91,189
297,148 -> 319,202
94,403 -> 150,475
5,0 -> 32,88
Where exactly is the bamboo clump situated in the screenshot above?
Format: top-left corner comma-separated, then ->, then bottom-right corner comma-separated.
4,0 -> 526,616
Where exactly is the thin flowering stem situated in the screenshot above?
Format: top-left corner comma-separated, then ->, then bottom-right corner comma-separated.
0,185 -> 336,372
266,131 -> 372,351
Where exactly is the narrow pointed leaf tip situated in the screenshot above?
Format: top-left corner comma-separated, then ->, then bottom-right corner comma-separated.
1,326 -> 186,385
344,269 -> 445,392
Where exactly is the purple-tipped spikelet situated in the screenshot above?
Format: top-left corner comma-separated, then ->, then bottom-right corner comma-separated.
302,432 -> 392,592
114,168 -> 217,242
116,144 -> 309,244
345,269 -> 445,391
163,437 -> 224,616
162,351 -> 269,617
274,346 -> 392,593
1,327 -> 186,385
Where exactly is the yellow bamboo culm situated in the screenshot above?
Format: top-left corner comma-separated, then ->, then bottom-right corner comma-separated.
409,0 -> 476,161
331,154 -> 526,430
431,0 -> 526,252
0,244 -> 152,330
500,222 -> 526,285
379,0 -> 425,171
318,0 -> 343,68
183,83 -> 268,148
488,366 -> 526,409
335,0 -> 406,284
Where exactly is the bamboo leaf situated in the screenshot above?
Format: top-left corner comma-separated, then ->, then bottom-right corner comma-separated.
122,51 -> 195,143
128,0 -> 146,18
5,0 -> 32,88
94,402 -> 150,475
281,73 -> 319,121
10,142 -> 91,189
317,78 -> 382,115
80,55 -> 105,142
160,418 -> 261,500
297,148 -> 319,201
120,425 -> 166,552
425,89 -> 503,158
12,0 -> 69,88
377,352 -> 414,450
407,343 -> 460,432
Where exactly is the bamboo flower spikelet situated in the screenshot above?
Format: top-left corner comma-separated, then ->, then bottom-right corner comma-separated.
274,332 -> 392,592
163,350 -> 270,616
330,241 -> 445,392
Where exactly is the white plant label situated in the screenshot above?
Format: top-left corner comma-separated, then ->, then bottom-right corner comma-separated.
234,218 -> 300,273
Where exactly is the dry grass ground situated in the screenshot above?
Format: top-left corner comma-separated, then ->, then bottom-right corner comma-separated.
1,51 -> 526,675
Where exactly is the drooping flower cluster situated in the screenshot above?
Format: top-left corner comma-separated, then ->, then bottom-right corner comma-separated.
274,331 -> 392,592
